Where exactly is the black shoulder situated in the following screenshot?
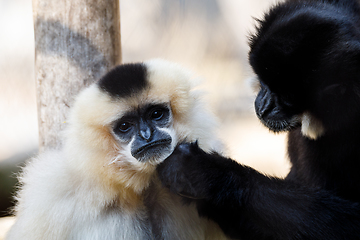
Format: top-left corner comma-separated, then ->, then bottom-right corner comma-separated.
98,63 -> 149,98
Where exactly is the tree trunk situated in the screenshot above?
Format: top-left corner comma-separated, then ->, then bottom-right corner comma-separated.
33,0 -> 121,152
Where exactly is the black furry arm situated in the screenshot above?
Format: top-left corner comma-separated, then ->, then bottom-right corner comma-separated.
157,143 -> 360,240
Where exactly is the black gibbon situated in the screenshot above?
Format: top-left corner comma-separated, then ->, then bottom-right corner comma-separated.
6,59 -> 228,240
157,0 -> 360,239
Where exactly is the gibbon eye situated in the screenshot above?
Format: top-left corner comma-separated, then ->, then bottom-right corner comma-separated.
118,122 -> 132,132
150,109 -> 164,120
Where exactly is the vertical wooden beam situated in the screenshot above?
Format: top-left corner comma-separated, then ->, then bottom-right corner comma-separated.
32,0 -> 121,152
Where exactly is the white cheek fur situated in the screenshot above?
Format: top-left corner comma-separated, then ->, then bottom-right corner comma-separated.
111,136 -> 144,169
158,127 -> 178,149
301,112 -> 325,140
156,127 -> 178,162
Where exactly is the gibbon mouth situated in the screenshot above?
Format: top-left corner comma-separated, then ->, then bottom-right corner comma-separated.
260,118 -> 301,133
132,138 -> 172,160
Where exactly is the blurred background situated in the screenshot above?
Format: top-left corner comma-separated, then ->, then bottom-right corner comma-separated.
0,0 -> 287,237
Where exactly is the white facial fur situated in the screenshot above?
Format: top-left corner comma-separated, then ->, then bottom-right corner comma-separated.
301,112 -> 325,140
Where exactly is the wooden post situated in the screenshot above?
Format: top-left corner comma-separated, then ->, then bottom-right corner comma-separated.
32,0 -> 121,152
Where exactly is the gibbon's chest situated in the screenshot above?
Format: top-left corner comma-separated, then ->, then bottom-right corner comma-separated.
68,209 -> 152,240
142,184 -> 215,239
70,180 -> 225,240
78,192 -> 214,240
146,193 -> 211,239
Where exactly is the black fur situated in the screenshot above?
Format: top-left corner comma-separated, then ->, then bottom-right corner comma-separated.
98,63 -> 148,98
157,0 -> 360,239
158,143 -> 360,240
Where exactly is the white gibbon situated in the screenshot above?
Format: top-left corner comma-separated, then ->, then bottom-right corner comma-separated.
6,59 -> 228,240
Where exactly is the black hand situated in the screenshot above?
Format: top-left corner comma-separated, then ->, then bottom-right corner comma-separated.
157,142 -> 210,199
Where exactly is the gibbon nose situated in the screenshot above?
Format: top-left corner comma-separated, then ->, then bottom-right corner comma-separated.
140,128 -> 151,140
139,120 -> 152,141
255,87 -> 274,118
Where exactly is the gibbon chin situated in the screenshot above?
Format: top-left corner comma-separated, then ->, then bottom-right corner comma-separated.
6,59 -> 227,240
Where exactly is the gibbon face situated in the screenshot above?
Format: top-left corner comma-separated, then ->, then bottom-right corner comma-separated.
97,62 -> 177,164
94,60 -> 192,166
64,59 -> 216,192
111,102 -> 174,163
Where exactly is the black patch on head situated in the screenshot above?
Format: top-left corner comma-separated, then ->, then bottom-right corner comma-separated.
98,63 -> 148,98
